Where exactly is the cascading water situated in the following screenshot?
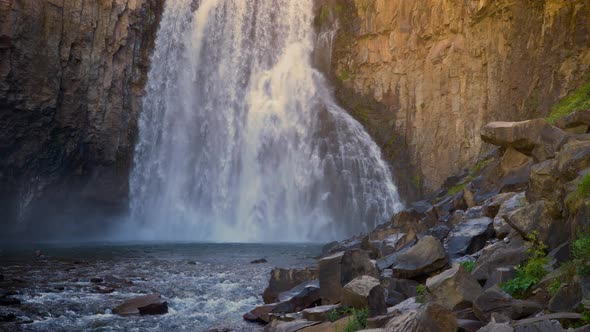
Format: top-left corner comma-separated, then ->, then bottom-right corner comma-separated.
129,0 -> 403,242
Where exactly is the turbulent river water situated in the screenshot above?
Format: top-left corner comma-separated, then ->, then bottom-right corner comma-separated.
129,0 -> 403,242
0,243 -> 320,331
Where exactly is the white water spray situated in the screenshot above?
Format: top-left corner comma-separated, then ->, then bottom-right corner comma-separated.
129,0 -> 403,242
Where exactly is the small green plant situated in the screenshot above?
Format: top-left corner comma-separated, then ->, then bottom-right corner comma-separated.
547,82 -> 590,124
572,231 -> 590,276
416,284 -> 426,303
338,67 -> 352,81
326,308 -> 339,322
577,173 -> 590,202
447,182 -> 468,196
460,260 -> 476,273
411,174 -> 421,188
342,308 -> 368,332
548,278 -> 562,296
501,231 -> 549,298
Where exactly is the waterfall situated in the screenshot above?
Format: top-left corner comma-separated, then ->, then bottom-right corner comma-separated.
129,0 -> 403,242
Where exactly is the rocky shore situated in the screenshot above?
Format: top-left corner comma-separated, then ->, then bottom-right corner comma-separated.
247,109 -> 590,332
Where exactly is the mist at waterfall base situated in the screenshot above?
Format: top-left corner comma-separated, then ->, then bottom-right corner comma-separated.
126,0 -> 403,243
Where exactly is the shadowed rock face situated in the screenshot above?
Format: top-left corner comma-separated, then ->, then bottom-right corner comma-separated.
316,0 -> 590,198
0,0 -> 164,239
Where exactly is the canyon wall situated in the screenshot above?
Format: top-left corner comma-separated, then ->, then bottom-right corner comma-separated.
318,0 -> 590,197
0,0 -> 163,238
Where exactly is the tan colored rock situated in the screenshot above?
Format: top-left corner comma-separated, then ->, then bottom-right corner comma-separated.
384,303 -> 457,332
323,0 -> 590,193
341,276 -> 387,317
425,264 -> 482,310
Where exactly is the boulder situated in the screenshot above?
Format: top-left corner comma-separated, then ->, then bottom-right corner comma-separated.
380,232 -> 417,257
318,252 -> 344,304
380,277 -> 419,306
376,246 -> 411,271
264,319 -> 319,332
341,276 -> 387,317
244,304 -> 275,323
392,236 -> 448,279
251,258 -> 268,264
558,139 -> 590,181
483,267 -> 516,289
548,279 -> 583,312
112,293 -> 168,316
425,264 -> 482,310
514,320 -> 564,332
384,303 -> 457,332
527,160 -> 562,217
446,217 -> 494,258
506,200 -> 568,249
419,224 -> 451,242
301,304 -> 340,321
482,192 -> 518,219
493,192 -> 526,238
273,281 -> 321,314
477,322 -> 514,332
472,235 -> 527,283
473,286 -> 542,322
297,317 -> 349,332
480,119 -> 568,161
340,249 -> 379,285
263,267 -> 317,304
555,109 -> 590,129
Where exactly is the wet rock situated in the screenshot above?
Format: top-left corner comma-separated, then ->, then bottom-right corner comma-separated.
263,267 -> 317,304
472,236 -> 527,283
187,261 -> 197,265
376,246 -> 410,271
381,232 -> 417,257
112,293 -> 168,316
96,285 -> 115,294
251,258 -> 268,264
104,275 -> 133,286
244,304 -> 275,323
425,264 -> 482,310
318,252 -> 344,304
473,286 -> 542,322
273,281 -> 321,313
446,217 -> 494,258
90,277 -> 104,283
384,303 -> 457,332
34,250 -> 46,260
0,296 -> 20,306
341,275 -> 386,317
481,119 -> 568,161
301,304 -> 340,321
392,236 -> 448,279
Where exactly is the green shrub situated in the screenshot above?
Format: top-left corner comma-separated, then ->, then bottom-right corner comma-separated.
460,260 -> 476,273
342,308 -> 368,332
573,232 -> 590,276
501,232 -> 549,298
416,284 -> 426,303
577,173 -> 590,201
547,82 -> 590,124
327,308 -> 339,322
547,278 -> 562,296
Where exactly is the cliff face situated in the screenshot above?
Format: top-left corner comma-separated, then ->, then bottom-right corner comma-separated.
0,0 -> 163,238
318,0 -> 590,197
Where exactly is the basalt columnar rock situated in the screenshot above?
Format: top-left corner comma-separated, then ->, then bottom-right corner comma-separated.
317,0 -> 590,196
0,0 -> 164,238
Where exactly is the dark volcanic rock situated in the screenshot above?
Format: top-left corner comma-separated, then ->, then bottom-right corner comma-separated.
263,267 -> 317,304
250,258 -> 268,264
446,217 -> 494,258
112,293 -> 167,316
138,302 -> 168,315
392,236 -> 448,279
90,277 -> 104,283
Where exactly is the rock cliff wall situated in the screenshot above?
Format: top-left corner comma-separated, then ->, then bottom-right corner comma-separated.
0,0 -> 163,238
317,0 -> 590,197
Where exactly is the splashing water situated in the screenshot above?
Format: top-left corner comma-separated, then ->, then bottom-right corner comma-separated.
129,0 -> 403,242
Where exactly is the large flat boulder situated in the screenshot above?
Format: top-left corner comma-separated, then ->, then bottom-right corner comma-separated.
112,293 -> 168,316
263,267 -> 317,303
446,217 -> 494,258
341,275 -> 387,317
392,236 -> 448,279
481,119 -> 568,161
425,264 -> 482,310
